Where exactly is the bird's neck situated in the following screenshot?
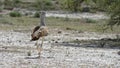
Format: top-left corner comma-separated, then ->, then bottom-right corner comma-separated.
40,12 -> 46,26
40,21 -> 45,26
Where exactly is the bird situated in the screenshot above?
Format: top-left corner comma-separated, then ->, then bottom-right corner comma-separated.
118,51 -> 120,55
30,11 -> 48,58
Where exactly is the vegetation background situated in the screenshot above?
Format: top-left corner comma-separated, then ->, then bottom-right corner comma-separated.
0,0 -> 120,31
0,0 -> 120,68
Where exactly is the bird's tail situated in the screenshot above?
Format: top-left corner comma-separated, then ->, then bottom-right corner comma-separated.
30,38 -> 38,41
30,39 -> 33,42
30,38 -> 34,42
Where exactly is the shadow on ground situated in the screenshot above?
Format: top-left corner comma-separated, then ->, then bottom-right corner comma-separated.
52,38 -> 120,49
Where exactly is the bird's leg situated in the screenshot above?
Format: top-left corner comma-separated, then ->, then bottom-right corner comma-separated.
36,40 -> 39,48
35,40 -> 40,56
38,36 -> 44,57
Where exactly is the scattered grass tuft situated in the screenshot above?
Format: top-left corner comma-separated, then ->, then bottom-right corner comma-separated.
0,16 -> 120,33
84,18 -> 97,23
9,11 -> 22,17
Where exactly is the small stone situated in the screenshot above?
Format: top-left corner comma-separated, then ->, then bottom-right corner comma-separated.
52,39 -> 55,41
66,27 -> 72,30
2,47 -> 7,49
19,40 -> 21,42
55,41 -> 58,43
76,39 -> 79,41
27,51 -> 31,56
62,41 -> 65,43
57,38 -> 60,40
58,31 -> 62,34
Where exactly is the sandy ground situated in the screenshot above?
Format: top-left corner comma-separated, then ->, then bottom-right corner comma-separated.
46,12 -> 108,20
0,30 -> 120,68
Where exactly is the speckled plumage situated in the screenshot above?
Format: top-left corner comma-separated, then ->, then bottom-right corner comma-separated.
31,26 -> 48,41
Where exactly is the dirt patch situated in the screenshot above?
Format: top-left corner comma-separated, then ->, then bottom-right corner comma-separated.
0,30 -> 120,68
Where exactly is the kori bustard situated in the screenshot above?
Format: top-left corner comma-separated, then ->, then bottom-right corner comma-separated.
30,11 -> 48,58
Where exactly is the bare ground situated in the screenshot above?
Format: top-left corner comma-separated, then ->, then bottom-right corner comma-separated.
0,29 -> 120,68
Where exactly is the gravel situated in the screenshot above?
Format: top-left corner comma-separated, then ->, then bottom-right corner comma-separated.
0,31 -> 120,68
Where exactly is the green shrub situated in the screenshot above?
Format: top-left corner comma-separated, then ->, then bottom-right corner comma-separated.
43,0 -> 52,6
34,0 -> 53,10
81,7 -> 90,12
0,7 -> 2,12
85,18 -> 97,23
34,12 -> 40,18
9,11 -> 21,17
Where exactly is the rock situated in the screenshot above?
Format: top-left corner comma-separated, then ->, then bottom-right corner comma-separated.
52,39 -> 55,41
55,41 -> 58,43
66,27 -> 73,30
62,41 -> 66,43
2,46 -> 7,49
27,51 -> 31,56
76,39 -> 79,41
57,38 -> 60,40
19,40 -> 21,42
58,31 -> 62,34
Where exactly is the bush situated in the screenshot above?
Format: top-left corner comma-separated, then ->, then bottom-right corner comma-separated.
0,7 -> 2,12
43,0 -> 52,6
85,18 -> 97,23
34,12 -> 40,18
34,0 -> 53,10
81,7 -> 90,12
9,11 -> 21,17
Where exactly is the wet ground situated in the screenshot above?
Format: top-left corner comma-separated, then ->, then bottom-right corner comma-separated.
0,30 -> 120,68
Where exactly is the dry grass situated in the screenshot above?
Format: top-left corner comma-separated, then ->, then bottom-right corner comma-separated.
0,15 -> 120,33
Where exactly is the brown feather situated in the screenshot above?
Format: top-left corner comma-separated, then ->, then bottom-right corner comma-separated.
31,26 -> 48,41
